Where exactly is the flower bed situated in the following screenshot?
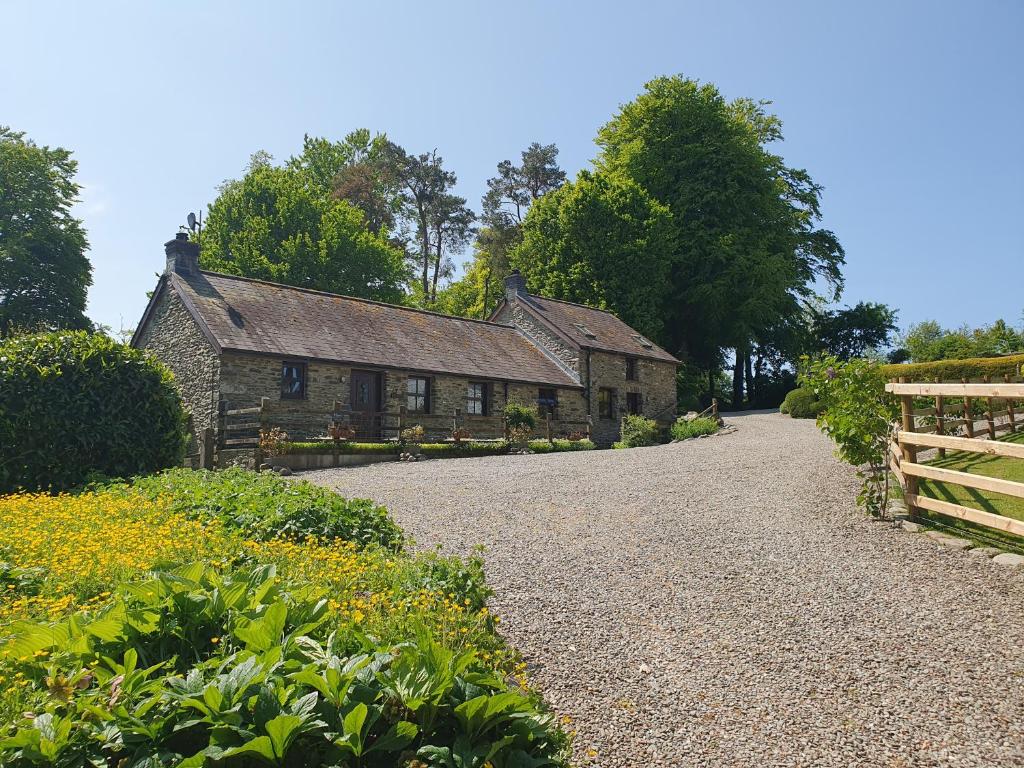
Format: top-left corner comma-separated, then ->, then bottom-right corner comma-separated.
0,471 -> 569,766
279,439 -> 595,459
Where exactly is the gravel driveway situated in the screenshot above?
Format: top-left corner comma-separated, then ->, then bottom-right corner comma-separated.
304,412 -> 1024,767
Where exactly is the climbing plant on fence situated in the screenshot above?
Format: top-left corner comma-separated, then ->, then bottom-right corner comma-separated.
801,356 -> 899,516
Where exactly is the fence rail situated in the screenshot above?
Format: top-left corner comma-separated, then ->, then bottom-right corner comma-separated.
886,375 -> 1024,538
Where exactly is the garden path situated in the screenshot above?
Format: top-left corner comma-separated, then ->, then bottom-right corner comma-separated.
304,412 -> 1024,767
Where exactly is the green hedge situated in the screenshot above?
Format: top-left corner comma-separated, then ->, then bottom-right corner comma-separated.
614,414 -> 660,449
881,353 -> 1024,382
0,331 -> 188,492
281,439 -> 597,458
780,387 -> 823,418
528,438 -> 596,453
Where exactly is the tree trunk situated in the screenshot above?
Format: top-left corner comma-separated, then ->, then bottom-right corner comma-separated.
482,270 -> 491,318
744,352 -> 754,407
732,349 -> 744,410
707,368 -> 716,404
429,233 -> 442,304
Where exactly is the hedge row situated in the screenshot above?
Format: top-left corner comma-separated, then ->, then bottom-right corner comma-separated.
280,439 -> 595,458
881,353 -> 1024,382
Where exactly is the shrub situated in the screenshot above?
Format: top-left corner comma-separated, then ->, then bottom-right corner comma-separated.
418,441 -> 509,458
283,441 -> 401,455
802,356 -> 900,516
503,401 -> 538,445
780,387 -> 823,418
400,423 -> 425,444
126,467 -> 403,550
615,414 -> 660,448
528,439 -> 596,453
671,416 -> 719,440
880,352 -> 1024,382
0,331 -> 188,493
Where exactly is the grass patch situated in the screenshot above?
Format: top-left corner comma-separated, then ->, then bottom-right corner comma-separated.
670,416 -> 720,440
915,430 -> 1024,550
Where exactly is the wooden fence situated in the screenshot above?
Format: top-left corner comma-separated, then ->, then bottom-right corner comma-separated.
886,377 -> 1024,537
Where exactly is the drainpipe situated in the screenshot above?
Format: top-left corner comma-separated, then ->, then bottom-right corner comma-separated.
585,350 -> 592,415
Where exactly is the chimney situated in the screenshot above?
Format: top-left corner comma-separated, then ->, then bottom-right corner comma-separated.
165,231 -> 199,275
504,269 -> 528,300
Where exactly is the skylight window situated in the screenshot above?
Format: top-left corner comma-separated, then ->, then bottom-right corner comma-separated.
632,333 -> 654,349
574,323 -> 597,339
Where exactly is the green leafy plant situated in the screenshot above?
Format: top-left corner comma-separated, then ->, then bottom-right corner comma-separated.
0,331 -> 188,493
258,427 -> 290,458
125,468 -> 403,550
400,424 -> 426,445
503,403 -> 537,447
670,417 -> 719,440
802,356 -> 899,516
527,439 -> 596,454
614,414 -> 660,449
779,387 -> 823,418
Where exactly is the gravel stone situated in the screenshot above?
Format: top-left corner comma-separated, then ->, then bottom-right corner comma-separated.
304,412 -> 1024,767
967,547 -> 1003,559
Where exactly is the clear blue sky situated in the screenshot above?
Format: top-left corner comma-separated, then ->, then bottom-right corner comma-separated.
4,0 -> 1022,336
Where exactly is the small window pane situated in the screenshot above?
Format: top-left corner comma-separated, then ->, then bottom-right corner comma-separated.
538,388 -> 557,418
281,362 -> 306,399
598,388 -> 615,419
467,382 -> 486,415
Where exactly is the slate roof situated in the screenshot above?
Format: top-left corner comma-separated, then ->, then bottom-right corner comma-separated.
158,270 -> 582,388
509,295 -> 679,364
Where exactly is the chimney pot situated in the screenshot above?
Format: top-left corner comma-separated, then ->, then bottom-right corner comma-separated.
165,231 -> 200,275
504,270 -> 528,300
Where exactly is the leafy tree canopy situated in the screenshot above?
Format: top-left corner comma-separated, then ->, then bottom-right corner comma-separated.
594,76 -> 845,368
808,302 -> 899,360
0,127 -> 92,336
510,170 -> 674,342
901,317 -> 1024,362
200,149 -> 407,303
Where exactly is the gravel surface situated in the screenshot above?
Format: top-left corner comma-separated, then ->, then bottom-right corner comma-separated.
304,412 -> 1024,767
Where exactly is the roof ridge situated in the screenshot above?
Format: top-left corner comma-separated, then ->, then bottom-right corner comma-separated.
528,292 -> 618,316
193,269 -> 516,330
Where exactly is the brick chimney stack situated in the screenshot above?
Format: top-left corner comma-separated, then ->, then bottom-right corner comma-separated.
504,269 -> 528,300
165,231 -> 199,275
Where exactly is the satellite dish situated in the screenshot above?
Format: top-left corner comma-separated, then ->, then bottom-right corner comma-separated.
187,212 -> 197,231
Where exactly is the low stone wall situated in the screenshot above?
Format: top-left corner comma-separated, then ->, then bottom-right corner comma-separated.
268,453 -> 397,470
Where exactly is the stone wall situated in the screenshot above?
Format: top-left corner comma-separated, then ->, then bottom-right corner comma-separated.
219,352 -> 589,442
585,351 -> 678,446
495,302 -> 582,376
134,285 -> 220,452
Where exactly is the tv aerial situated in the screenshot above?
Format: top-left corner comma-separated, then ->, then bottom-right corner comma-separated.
185,210 -> 203,240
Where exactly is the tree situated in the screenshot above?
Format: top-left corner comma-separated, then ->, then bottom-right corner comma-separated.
427,192 -> 475,303
0,127 -> 92,335
442,143 -> 566,318
510,170 -> 674,342
594,77 -> 845,400
808,302 -> 898,360
901,317 -> 1024,362
200,153 -> 407,303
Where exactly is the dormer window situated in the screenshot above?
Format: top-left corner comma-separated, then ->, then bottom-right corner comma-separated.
574,323 -> 597,340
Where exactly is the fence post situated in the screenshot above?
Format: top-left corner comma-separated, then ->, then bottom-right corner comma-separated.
546,412 -> 553,444
1006,374 -> 1018,434
983,375 -> 997,439
200,427 -> 215,470
712,397 -> 718,421
898,377 -> 919,509
254,397 -> 269,469
961,377 -> 975,438
216,400 -> 227,468
934,377 -> 946,458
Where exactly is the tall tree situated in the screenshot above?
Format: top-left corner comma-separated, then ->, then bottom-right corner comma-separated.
595,77 -> 845,397
381,143 -> 469,305
510,170 -> 674,342
427,193 -> 475,303
440,143 -> 565,318
200,152 -> 406,303
809,302 -> 898,360
0,127 -> 92,335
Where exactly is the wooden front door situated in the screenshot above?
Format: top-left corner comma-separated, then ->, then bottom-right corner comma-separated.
350,370 -> 381,437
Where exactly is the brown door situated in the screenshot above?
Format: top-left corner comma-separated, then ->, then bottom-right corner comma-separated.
350,370 -> 381,437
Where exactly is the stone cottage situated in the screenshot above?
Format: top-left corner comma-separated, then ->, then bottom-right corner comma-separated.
132,233 -> 679,451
